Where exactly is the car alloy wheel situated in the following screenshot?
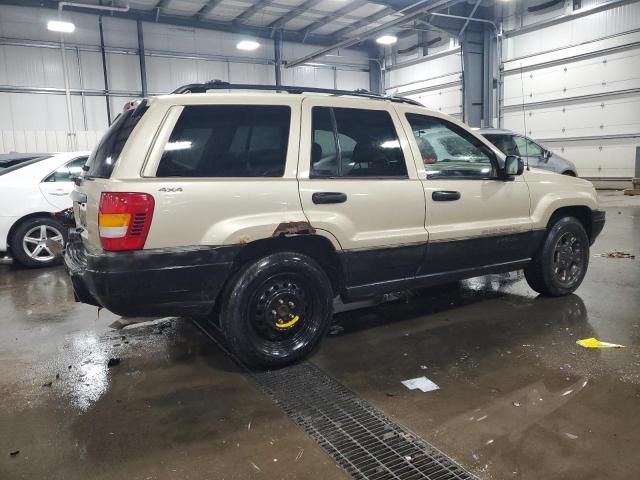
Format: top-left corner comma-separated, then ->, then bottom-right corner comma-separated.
22,224 -> 64,263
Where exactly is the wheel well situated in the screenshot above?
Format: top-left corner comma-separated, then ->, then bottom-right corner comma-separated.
562,170 -> 576,176
549,206 -> 592,237
230,235 -> 343,294
6,212 -> 54,251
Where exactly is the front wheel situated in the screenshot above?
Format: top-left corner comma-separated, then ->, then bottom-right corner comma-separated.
525,216 -> 589,296
219,252 -> 333,369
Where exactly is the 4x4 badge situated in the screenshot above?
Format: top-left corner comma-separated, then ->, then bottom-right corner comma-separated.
158,187 -> 183,192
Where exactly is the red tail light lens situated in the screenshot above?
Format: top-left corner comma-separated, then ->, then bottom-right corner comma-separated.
99,192 -> 154,251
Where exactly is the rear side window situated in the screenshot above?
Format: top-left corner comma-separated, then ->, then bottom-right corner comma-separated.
156,105 -> 291,178
84,101 -> 148,178
484,134 -> 520,156
310,107 -> 407,178
44,157 -> 88,182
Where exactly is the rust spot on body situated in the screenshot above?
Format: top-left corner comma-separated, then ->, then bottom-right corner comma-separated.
273,221 -> 316,237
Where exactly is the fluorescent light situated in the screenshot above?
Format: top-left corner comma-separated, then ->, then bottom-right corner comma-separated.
237,40 -> 260,51
47,20 -> 75,33
376,35 -> 397,46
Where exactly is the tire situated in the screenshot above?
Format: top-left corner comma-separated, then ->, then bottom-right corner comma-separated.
524,216 -> 589,296
219,252 -> 333,369
10,216 -> 67,268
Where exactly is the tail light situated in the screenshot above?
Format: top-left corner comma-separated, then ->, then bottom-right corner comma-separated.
99,192 -> 154,251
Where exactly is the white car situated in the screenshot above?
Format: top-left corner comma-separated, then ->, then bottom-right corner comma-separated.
0,151 -> 89,267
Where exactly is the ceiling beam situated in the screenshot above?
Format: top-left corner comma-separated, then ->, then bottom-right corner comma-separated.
330,6 -> 397,40
300,0 -> 369,38
234,0 -> 275,24
287,0 -> 455,68
0,0 -> 345,47
268,0 -> 324,29
194,0 -> 225,21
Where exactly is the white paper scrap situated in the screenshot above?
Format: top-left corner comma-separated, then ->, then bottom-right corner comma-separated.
401,376 -> 440,393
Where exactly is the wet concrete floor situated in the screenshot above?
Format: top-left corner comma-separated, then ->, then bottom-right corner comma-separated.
1,198 -> 639,480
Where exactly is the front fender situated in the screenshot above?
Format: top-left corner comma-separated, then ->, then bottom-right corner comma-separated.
525,169 -> 598,228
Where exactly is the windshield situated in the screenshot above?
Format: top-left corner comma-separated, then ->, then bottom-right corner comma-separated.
0,156 -> 50,176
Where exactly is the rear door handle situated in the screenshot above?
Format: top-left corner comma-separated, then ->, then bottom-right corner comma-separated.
432,190 -> 461,201
312,192 -> 347,204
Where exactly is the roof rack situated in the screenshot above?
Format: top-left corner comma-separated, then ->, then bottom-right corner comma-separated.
170,80 -> 422,106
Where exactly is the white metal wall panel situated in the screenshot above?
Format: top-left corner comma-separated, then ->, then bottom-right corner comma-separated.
404,85 -> 463,117
502,46 -> 640,107
541,138 -> 637,178
501,1 -> 640,178
0,4 -> 369,153
504,1 -> 640,59
229,62 -> 275,85
105,52 -> 141,92
336,70 -> 370,91
283,66 -> 335,88
386,49 -> 461,88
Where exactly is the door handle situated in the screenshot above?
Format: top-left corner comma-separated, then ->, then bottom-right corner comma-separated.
48,191 -> 69,196
432,190 -> 461,201
312,192 -> 347,204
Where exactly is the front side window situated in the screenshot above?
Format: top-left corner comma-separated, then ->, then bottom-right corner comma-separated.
310,107 -> 407,178
157,105 -> 291,177
406,114 -> 496,179
514,136 -> 544,158
44,157 -> 88,182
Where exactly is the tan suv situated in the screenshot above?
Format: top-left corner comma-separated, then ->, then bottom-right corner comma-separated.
65,82 -> 605,368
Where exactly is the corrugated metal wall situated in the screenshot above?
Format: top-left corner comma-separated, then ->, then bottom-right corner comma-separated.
500,0 -> 640,178
383,36 -> 463,119
0,5 -> 369,154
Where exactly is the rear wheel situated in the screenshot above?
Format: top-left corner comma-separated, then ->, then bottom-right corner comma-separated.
219,252 -> 333,369
525,216 -> 589,296
10,216 -> 66,268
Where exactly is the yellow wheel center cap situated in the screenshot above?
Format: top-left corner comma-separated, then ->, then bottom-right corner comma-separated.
275,315 -> 300,329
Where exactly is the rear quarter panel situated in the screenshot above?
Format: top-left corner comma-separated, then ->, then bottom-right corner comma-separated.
78,95 -> 311,251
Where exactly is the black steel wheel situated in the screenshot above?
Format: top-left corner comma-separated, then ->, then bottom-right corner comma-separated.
525,216 -> 589,296
219,252 -> 333,369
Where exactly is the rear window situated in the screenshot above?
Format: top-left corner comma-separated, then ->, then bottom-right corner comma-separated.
84,101 -> 148,178
0,156 -> 50,176
156,105 -> 291,178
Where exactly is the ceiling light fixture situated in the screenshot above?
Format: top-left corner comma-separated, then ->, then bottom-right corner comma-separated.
237,40 -> 260,51
376,35 -> 397,46
47,20 -> 75,33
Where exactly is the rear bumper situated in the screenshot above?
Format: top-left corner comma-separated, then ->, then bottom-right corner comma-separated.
590,210 -> 605,245
64,231 -> 240,317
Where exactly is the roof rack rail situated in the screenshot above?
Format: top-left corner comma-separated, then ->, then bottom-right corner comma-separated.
170,80 -> 422,106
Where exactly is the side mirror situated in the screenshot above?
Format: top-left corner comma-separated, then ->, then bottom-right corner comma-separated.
544,150 -> 552,161
503,155 -> 524,179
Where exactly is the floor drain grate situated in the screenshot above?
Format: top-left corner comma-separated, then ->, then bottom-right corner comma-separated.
252,362 -> 478,480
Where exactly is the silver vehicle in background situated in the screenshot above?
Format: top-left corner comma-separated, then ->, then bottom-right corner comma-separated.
479,128 -> 578,176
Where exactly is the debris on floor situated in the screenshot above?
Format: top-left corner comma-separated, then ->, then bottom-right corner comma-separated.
328,324 -> 344,336
107,358 -> 121,368
576,337 -> 625,349
512,401 -> 521,407
596,250 -> 635,259
9,450 -> 20,457
401,376 -> 439,393
42,381 -> 52,387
